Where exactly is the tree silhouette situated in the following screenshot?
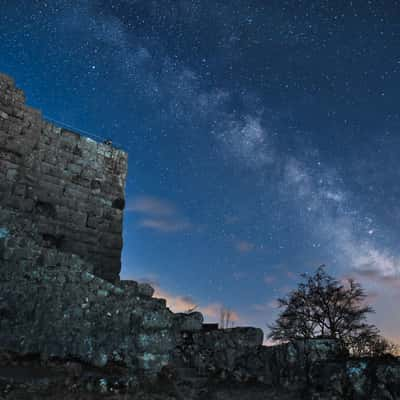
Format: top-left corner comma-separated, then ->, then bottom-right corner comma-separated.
268,265 -> 391,356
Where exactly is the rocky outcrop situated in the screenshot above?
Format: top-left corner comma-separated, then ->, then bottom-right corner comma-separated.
0,72 -> 127,282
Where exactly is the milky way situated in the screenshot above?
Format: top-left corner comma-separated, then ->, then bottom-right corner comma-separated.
1,0 -> 400,340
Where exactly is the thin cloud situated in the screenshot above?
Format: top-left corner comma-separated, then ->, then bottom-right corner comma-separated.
139,218 -> 191,233
154,286 -> 239,322
235,240 -> 255,253
128,196 -> 177,216
128,195 -> 191,233
154,287 -> 197,313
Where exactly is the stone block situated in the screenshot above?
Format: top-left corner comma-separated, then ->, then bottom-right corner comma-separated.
138,283 -> 155,298
175,312 -> 204,332
142,310 -> 173,330
137,331 -> 175,353
137,353 -> 169,372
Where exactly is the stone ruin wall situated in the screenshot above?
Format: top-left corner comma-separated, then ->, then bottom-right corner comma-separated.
0,72 -> 180,376
0,72 -> 127,282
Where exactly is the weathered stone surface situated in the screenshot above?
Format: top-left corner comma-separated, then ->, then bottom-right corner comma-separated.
174,312 -> 204,332
174,327 -> 264,377
0,257 -> 176,376
138,282 -> 155,298
0,73 -> 127,282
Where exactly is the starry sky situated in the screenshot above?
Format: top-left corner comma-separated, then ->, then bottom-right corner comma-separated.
1,0 -> 400,342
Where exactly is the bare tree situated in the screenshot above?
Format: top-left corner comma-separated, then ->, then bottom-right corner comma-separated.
348,330 -> 399,357
268,265 -> 388,356
220,308 -> 234,329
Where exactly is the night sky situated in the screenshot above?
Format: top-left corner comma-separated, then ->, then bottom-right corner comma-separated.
1,0 -> 400,342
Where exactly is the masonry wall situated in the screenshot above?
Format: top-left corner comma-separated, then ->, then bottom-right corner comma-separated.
0,73 -> 127,282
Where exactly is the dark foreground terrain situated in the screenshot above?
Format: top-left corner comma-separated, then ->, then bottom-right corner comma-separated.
2,351 -> 400,400
0,353 -> 297,400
